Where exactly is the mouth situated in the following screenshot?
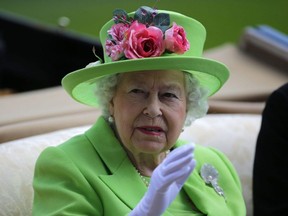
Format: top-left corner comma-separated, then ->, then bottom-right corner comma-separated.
137,126 -> 165,135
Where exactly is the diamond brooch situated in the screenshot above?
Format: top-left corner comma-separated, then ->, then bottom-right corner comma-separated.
200,163 -> 226,201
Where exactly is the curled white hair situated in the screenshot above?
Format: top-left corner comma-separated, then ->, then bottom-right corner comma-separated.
94,72 -> 209,127
184,73 -> 209,127
94,75 -> 118,118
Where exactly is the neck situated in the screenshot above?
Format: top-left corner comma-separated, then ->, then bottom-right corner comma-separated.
108,123 -> 170,176
127,150 -> 170,177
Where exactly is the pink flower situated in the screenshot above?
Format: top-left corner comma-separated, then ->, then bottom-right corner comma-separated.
105,23 -> 129,61
164,22 -> 190,54
123,21 -> 165,59
105,39 -> 124,61
108,23 -> 129,42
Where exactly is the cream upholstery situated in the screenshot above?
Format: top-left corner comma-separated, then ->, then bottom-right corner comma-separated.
0,114 -> 261,216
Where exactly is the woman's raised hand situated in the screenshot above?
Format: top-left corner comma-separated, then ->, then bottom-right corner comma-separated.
130,143 -> 196,216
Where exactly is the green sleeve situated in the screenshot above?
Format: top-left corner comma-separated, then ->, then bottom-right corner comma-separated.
32,146 -> 102,216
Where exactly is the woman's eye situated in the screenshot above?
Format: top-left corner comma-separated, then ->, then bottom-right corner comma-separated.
163,92 -> 178,99
130,89 -> 144,94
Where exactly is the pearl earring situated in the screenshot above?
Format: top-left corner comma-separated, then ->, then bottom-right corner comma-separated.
108,116 -> 114,123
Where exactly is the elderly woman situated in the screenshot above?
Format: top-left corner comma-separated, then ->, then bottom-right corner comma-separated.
32,6 -> 246,215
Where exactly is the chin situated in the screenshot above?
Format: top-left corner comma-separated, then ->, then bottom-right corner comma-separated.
134,141 -> 167,153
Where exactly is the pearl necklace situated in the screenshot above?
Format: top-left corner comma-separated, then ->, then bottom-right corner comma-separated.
136,169 -> 150,187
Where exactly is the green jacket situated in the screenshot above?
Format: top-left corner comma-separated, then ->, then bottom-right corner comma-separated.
33,117 -> 246,215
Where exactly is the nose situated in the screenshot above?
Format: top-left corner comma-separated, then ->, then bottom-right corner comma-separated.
143,94 -> 162,118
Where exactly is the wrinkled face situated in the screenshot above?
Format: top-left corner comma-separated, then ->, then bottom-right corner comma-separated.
109,70 -> 187,156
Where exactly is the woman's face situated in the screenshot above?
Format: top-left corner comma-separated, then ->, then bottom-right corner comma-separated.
109,70 -> 187,156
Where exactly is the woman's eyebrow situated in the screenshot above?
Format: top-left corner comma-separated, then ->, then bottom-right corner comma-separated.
163,83 -> 183,91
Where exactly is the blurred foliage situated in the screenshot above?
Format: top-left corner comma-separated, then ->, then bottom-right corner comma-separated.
1,0 -> 288,49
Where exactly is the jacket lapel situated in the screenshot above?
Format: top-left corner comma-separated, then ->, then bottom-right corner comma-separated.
85,117 -> 148,209
99,157 -> 148,208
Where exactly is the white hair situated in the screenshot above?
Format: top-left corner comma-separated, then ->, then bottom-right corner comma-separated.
94,72 -> 209,127
184,73 -> 209,126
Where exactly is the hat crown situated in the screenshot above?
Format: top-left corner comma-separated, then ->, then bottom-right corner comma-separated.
99,9 -> 207,63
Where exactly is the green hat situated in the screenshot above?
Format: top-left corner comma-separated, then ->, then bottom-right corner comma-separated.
62,6 -> 229,106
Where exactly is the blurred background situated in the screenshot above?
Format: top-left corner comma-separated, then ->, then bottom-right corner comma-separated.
1,0 -> 288,93
2,0 -> 288,48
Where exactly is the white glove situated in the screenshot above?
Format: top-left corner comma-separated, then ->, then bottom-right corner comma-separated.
129,143 -> 196,216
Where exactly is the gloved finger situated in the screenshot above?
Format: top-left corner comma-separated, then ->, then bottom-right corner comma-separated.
161,143 -> 195,174
163,143 -> 195,165
174,158 -> 196,186
155,158 -> 196,193
149,144 -> 195,191
161,152 -> 194,176
162,157 -> 195,184
155,157 -> 196,192
151,144 -> 194,181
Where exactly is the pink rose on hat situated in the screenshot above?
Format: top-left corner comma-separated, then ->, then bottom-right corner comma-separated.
165,22 -> 190,54
106,6 -> 190,61
124,21 -> 165,59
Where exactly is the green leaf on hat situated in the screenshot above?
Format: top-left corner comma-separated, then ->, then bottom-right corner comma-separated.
134,6 -> 155,25
154,13 -> 170,32
113,9 -> 129,24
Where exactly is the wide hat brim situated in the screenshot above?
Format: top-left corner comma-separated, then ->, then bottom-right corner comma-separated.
62,56 -> 229,106
62,8 -> 230,106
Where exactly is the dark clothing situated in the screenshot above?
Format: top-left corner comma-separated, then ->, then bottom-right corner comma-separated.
253,83 -> 288,216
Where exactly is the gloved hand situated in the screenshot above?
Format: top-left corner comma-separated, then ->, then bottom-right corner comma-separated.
129,143 -> 196,216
